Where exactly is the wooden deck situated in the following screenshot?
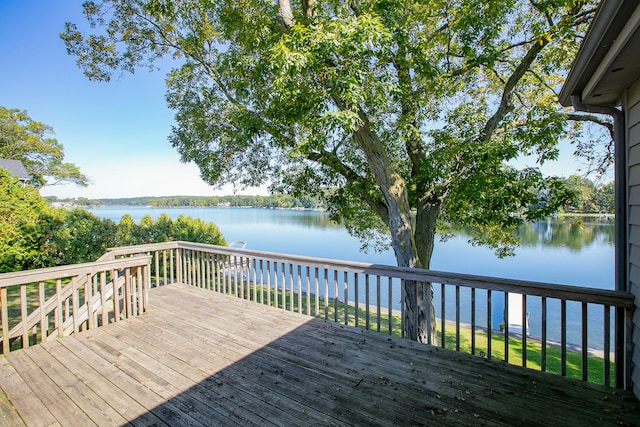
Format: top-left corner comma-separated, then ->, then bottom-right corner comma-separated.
0,283 -> 637,426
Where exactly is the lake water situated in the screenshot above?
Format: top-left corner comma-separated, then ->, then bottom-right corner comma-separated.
88,206 -> 615,348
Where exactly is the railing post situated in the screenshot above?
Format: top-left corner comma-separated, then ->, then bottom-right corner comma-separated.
624,307 -> 633,390
615,306 -> 624,388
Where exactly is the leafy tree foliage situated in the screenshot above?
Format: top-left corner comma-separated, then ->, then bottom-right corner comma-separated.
62,0 -> 600,341
0,169 -> 61,272
50,208 -> 118,265
0,107 -> 89,188
0,172 -> 225,271
116,213 -> 226,246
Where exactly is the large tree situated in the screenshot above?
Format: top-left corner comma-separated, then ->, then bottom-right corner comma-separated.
63,0 -> 599,341
0,107 -> 89,188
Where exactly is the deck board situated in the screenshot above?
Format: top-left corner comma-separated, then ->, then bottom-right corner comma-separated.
0,283 -> 638,426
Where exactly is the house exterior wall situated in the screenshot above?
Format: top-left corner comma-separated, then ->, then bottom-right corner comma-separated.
627,77 -> 640,398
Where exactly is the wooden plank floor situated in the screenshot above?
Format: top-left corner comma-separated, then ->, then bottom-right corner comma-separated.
0,283 -> 638,426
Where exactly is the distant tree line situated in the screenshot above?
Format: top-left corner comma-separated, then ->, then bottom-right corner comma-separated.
46,175 -> 613,214
560,175 -> 614,214
1,169 -> 225,273
46,194 -> 323,209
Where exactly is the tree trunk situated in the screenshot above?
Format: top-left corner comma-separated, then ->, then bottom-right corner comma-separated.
350,122 -> 423,341
414,202 -> 441,344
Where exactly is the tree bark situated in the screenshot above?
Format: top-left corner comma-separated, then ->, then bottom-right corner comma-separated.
414,201 -> 441,344
277,0 -> 294,30
350,119 -> 423,341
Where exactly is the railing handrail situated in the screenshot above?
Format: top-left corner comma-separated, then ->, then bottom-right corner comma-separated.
0,255 -> 151,287
122,241 -> 634,309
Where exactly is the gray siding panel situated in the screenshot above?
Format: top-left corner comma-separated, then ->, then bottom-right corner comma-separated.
629,206 -> 640,225
630,122 -> 640,150
628,78 -> 640,398
630,185 -> 640,205
629,164 -> 640,186
631,225 -> 640,246
629,143 -> 640,168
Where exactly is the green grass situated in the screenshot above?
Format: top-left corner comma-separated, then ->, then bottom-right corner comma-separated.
219,281 -> 614,385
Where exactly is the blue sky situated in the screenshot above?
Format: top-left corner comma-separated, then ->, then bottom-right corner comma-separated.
0,1 -> 592,199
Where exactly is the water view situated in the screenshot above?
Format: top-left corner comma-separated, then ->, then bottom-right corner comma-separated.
89,206 -> 615,348
89,206 -> 614,289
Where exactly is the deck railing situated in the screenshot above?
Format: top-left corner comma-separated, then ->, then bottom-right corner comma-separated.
108,241 -> 635,390
0,255 -> 151,353
1,241 -> 633,390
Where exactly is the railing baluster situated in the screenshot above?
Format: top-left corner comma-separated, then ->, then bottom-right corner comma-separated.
112,267 -> 120,323
176,248 -> 182,284
1,287 -> 9,353
297,265 -> 302,314
561,299 -> 567,377
504,292 -> 509,364
314,267 -> 319,317
582,302 -> 588,381
471,288 -> 476,355
20,285 -> 28,347
273,262 -> 279,308
388,277 -> 392,336
334,270 -> 339,323
55,279 -> 63,338
100,271 -> 107,326
487,289 -> 492,360
455,285 -> 460,352
522,295 -> 527,368
604,305 -> 611,386
282,262 -> 287,310
72,278 -> 80,334
163,250 -> 168,286
376,276 -> 381,333
624,306 -> 633,389
126,268 -> 134,319
39,281 -> 46,343
354,274 -> 359,328
258,260 -> 264,304
365,275 -> 370,331
541,297 -> 547,372
137,266 -> 145,315
324,268 -> 329,321
154,252 -> 160,288
252,259 -> 257,302
440,283 -> 445,348
85,273 -> 94,329
343,271 -> 349,326
170,249 -> 175,284
289,264 -> 295,311
267,260 -> 272,307
400,279 -> 405,339
306,266 -> 311,316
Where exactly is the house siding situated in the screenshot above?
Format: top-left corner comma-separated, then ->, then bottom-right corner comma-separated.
627,77 -> 640,398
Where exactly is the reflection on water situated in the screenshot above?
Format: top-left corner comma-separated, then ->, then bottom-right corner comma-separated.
517,216 -> 614,250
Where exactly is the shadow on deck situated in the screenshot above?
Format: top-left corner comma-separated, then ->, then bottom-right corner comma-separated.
0,283 -> 638,426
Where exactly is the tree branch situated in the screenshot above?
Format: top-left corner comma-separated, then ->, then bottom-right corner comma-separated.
307,149 -> 389,223
566,112 -> 614,140
478,38 -> 547,142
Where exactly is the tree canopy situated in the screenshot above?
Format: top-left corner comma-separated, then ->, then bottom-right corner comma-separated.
0,106 -> 89,188
0,168 -> 225,272
62,0 -> 603,341
0,169 -> 61,272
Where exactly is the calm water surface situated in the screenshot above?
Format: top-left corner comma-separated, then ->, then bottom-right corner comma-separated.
89,206 -> 615,347
89,206 -> 614,289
